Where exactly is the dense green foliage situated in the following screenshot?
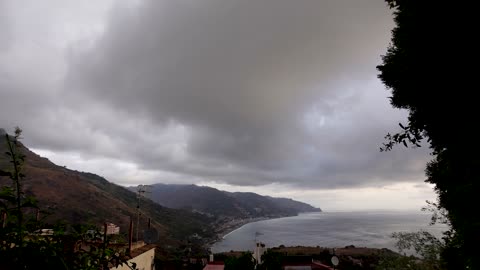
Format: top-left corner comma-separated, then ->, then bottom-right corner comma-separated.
0,128 -> 135,269
224,252 -> 256,270
378,1 -> 478,268
376,231 -> 444,269
258,250 -> 283,270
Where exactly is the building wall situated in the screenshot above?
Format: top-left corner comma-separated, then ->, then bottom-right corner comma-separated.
112,247 -> 155,270
253,243 -> 266,264
131,241 -> 146,250
106,224 -> 120,235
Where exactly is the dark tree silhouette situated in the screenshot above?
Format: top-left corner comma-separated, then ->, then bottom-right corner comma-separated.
224,252 -> 256,270
378,1 -> 478,269
258,250 -> 283,270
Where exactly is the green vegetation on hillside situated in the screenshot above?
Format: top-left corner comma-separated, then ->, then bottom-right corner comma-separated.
0,128 -> 215,247
0,128 -> 136,269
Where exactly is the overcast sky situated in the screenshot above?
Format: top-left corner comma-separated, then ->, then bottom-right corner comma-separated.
0,0 -> 436,210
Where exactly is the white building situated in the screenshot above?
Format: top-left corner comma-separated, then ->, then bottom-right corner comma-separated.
111,244 -> 155,270
253,242 -> 267,265
106,223 -> 120,235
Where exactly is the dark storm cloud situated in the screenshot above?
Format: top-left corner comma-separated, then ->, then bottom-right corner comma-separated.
65,0 -> 427,188
1,0 -> 431,189
0,0 -> 114,154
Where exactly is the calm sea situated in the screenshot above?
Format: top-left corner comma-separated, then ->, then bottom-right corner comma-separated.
211,210 -> 446,253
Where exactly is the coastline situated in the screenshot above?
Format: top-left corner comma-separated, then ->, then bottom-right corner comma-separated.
221,224 -> 244,239
208,216 -> 271,246
222,217 -> 273,237
208,211 -> 322,247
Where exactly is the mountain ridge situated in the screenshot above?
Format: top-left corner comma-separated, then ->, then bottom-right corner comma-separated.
129,183 -> 321,221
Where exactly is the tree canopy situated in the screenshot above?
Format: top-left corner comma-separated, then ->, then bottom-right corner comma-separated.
224,252 -> 256,270
378,1 -> 479,269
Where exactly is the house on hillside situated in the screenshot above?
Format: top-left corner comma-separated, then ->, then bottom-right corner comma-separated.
203,254 -> 224,270
253,242 -> 267,264
106,223 -> 120,235
111,243 -> 156,270
203,261 -> 224,270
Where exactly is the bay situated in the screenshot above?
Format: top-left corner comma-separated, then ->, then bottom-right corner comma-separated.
211,210 -> 446,253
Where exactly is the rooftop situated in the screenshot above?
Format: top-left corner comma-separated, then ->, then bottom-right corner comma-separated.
203,261 -> 225,270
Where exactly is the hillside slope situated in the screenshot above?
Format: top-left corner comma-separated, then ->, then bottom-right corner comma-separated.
0,132 -> 214,245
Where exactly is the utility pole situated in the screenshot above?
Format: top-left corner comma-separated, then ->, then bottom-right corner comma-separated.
136,185 -> 151,242
128,217 -> 133,255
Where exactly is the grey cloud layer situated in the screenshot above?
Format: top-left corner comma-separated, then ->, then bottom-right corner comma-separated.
1,0 -> 431,189
0,1 -> 11,51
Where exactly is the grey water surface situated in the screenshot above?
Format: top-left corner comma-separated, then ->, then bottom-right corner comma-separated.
211,210 -> 446,253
